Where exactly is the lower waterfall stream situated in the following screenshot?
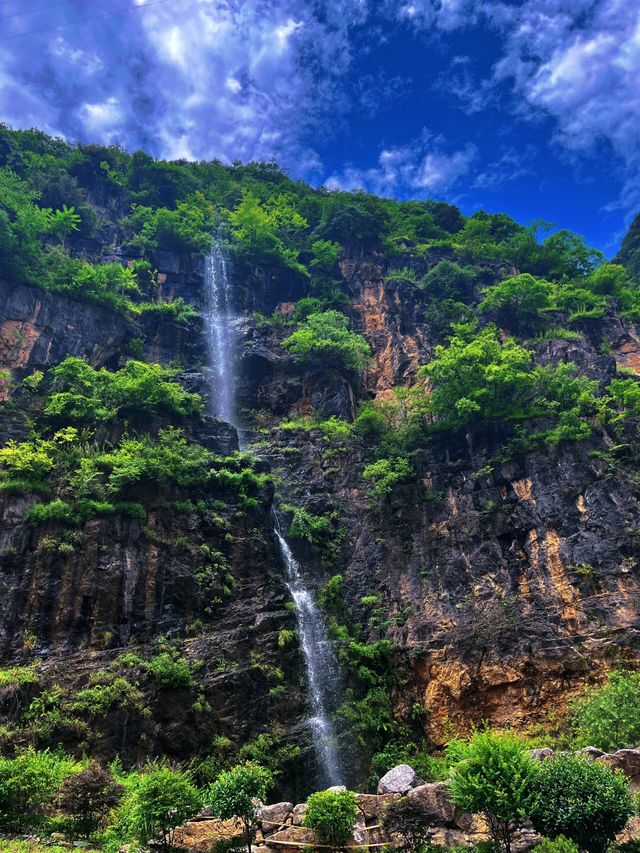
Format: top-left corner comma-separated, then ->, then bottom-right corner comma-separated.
203,240 -> 343,787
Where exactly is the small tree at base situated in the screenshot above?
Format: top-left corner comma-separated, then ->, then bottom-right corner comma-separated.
447,730 -> 539,853
303,789 -> 359,851
382,797 -> 435,853
129,765 -> 201,850
529,754 -> 632,853
207,763 -> 273,853
57,761 -> 124,835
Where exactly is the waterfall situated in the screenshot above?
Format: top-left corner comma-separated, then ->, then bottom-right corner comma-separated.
202,239 -> 343,788
275,527 -> 343,788
203,239 -> 235,424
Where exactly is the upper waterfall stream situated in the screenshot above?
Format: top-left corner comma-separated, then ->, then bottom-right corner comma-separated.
203,240 -> 343,788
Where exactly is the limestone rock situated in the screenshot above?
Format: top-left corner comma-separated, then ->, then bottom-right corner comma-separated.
530,748 -> 555,760
356,792 -> 400,820
291,803 -> 307,826
598,748 -> 640,782
407,783 -> 456,825
578,746 -> 606,758
260,802 -> 294,835
377,764 -> 423,794
170,818 -> 242,853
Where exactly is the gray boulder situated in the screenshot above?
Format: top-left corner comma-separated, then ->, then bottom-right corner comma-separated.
377,764 -> 423,794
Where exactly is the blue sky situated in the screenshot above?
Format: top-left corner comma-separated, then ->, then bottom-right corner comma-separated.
1,0 -> 639,254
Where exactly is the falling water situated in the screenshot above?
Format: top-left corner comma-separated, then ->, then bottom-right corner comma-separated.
202,237 -> 343,787
275,526 -> 343,787
203,239 -> 235,423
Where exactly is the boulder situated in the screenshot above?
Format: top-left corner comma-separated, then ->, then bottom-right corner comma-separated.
266,825 -> 316,846
170,818 -> 243,853
407,783 -> 457,826
578,746 -> 606,758
327,785 -> 347,792
598,748 -> 640,783
356,792 -> 400,820
291,803 -> 307,826
377,764 -> 423,794
260,802 -> 293,835
530,748 -> 555,761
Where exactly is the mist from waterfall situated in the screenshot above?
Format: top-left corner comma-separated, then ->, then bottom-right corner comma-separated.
202,238 -> 343,788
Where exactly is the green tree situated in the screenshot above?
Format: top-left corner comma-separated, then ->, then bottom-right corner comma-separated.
283,310 -> 370,374
0,748 -> 77,831
420,260 -> 476,302
49,204 -> 81,248
569,670 -> 640,751
362,457 -> 414,503
57,761 -> 124,835
447,730 -> 539,853
479,273 -> 554,334
128,765 -> 201,850
424,323 -> 533,427
303,789 -> 359,851
207,763 -> 273,853
529,754 -> 632,853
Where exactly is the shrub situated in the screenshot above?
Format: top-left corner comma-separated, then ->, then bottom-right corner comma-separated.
529,754 -> 632,853
569,670 -> 640,751
283,311 -> 370,374
535,838 -> 579,853
0,748 -> 77,831
127,765 -> 201,849
58,762 -> 124,834
447,730 -> 539,853
207,763 -> 273,853
363,457 -> 414,502
479,273 -> 554,334
303,789 -> 359,850
382,797 -> 437,852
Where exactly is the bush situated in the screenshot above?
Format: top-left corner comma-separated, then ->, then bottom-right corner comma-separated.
207,763 -> 273,853
363,457 -> 414,502
535,838 -> 579,853
283,311 -> 370,374
0,748 -> 78,831
382,796 -> 436,852
303,789 -> 359,849
479,273 -> 554,335
57,762 -> 124,834
447,730 -> 539,853
126,765 -> 201,849
529,754 -> 632,853
569,670 -> 640,751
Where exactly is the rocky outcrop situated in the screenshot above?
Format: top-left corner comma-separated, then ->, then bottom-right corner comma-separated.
377,764 -> 424,794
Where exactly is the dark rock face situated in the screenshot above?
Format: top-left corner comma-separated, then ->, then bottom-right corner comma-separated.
3,243 -> 640,794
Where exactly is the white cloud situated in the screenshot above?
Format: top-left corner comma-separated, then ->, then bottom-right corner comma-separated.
325,132 -> 477,195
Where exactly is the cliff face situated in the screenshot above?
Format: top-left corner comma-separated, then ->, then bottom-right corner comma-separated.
3,238 -> 640,793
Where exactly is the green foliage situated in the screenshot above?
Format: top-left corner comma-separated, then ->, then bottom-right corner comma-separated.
447,730 -> 539,853
420,260 -> 476,302
207,763 -> 273,853
128,193 -> 216,253
534,837 -> 579,853
0,748 -> 78,831
363,457 -> 414,502
57,762 -> 124,835
479,274 -> 554,334
44,357 -> 202,424
123,765 -> 201,849
303,789 -> 359,849
529,754 -> 632,853
283,310 -> 370,374
0,664 -> 40,688
569,670 -> 640,751
145,651 -> 195,689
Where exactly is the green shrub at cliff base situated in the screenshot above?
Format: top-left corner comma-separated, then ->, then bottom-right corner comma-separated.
447,730 -> 539,853
535,837 -> 579,853
0,748 -> 79,832
57,761 -> 124,835
206,763 -> 273,853
119,764 -> 201,850
529,754 -> 632,853
303,789 -> 359,850
569,670 -> 640,751
283,310 -> 370,374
